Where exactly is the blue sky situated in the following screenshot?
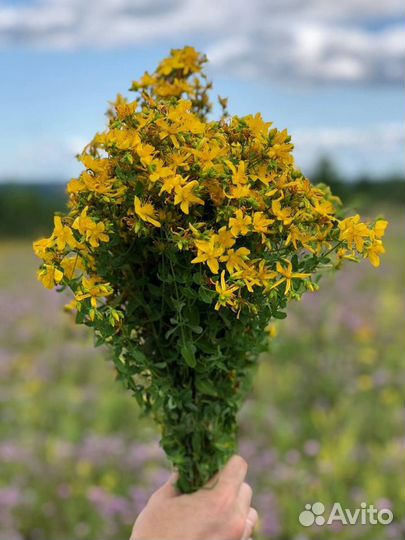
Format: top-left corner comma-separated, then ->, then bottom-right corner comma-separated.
0,0 -> 403,182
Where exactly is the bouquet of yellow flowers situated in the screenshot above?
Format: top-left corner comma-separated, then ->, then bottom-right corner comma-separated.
33,46 -> 387,493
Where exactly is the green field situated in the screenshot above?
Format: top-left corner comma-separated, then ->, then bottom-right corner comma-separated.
0,204 -> 403,539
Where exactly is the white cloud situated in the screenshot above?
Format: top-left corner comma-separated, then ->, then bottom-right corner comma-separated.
292,123 -> 405,177
0,0 -> 403,84
0,134 -> 87,181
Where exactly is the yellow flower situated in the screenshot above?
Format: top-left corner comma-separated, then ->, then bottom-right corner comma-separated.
268,129 -> 294,165
191,237 -> 224,274
268,259 -> 310,295
64,299 -> 78,312
220,247 -> 250,273
75,276 -> 113,309
52,216 -> 77,251
158,47 -> 200,76
112,94 -> 138,119
192,139 -> 225,171
78,171 -> 114,195
254,260 -> 277,285
95,128 -> 140,150
157,118 -> 182,147
37,264 -> 64,289
131,71 -> 156,90
166,46 -> 201,76
374,219 -> 388,238
79,155 -> 111,174
312,199 -> 336,219
33,236 -> 53,260
168,151 -> 192,170
149,160 -> 173,183
72,206 -> 93,236
244,113 -> 272,140
272,199 -> 293,225
285,225 -> 313,251
87,222 -> 109,248
250,164 -> 277,186
67,178 -> 85,194
174,180 -> 204,214
206,179 -> 227,205
215,271 -> 239,310
154,79 -> 193,99
229,210 -> 252,237
73,207 -> 110,247
231,266 -> 261,292
227,184 -> 252,200
167,100 -> 193,121
366,239 -> 385,268
134,196 -> 161,228
336,247 -> 358,264
61,255 -> 83,279
225,160 -> 248,185
135,143 -> 155,166
214,227 -> 235,249
252,212 -> 274,235
181,114 -> 205,135
339,215 -> 371,252
159,174 -> 186,195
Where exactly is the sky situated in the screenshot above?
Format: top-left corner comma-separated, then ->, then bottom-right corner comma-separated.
0,0 -> 403,183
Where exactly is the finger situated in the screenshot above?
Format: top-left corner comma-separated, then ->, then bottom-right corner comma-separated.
247,507 -> 258,527
153,470 -> 179,499
241,507 -> 258,540
216,455 -> 248,492
238,482 -> 253,513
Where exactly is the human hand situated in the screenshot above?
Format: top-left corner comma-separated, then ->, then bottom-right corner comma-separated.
130,454 -> 258,540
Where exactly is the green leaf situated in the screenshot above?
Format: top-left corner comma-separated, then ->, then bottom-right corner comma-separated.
154,361 -> 167,369
182,287 -> 197,299
195,378 -> 218,397
147,283 -> 162,297
273,311 -> 287,319
165,327 -> 177,339
132,348 -> 148,364
198,287 -> 214,304
184,304 -> 200,327
181,342 -> 197,368
195,340 -> 215,354
93,333 -> 105,347
190,325 -> 203,335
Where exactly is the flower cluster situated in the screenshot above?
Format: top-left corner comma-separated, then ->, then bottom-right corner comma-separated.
33,46 -> 387,492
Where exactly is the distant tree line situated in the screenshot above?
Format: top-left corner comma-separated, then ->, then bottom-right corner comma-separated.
311,157 -> 404,208
0,158 -> 403,238
0,183 -> 66,238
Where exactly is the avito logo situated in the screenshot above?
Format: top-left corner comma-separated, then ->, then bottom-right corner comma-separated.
299,501 -> 393,527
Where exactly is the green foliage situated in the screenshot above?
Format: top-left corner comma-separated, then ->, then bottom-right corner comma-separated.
95,241 -> 273,492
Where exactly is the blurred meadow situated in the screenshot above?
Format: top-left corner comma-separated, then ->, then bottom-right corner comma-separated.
0,186 -> 404,540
